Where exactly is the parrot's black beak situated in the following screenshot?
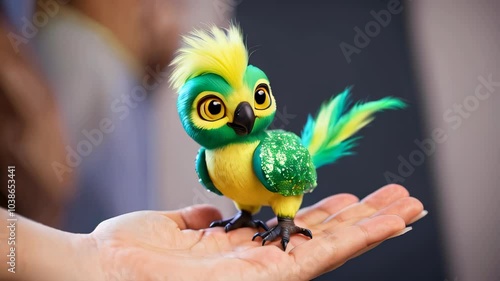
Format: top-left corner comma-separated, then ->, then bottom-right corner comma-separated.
227,102 -> 255,136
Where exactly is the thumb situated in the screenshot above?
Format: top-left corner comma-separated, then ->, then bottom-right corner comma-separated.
162,204 -> 222,230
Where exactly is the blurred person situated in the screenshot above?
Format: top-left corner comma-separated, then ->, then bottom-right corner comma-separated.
1,0 -> 250,231
0,15 -> 73,227
32,0 -> 183,232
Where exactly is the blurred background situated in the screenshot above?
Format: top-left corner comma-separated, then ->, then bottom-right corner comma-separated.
0,0 -> 498,280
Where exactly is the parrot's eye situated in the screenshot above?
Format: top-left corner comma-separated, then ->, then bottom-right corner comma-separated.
254,84 -> 272,110
198,96 -> 226,121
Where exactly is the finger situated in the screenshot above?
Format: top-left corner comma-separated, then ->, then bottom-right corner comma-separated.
350,241 -> 382,260
321,184 -> 410,226
387,226 -> 413,239
370,197 -> 424,224
291,215 -> 405,280
360,184 -> 410,210
161,204 -> 222,230
409,210 -> 428,225
350,226 -> 413,259
293,194 -> 359,226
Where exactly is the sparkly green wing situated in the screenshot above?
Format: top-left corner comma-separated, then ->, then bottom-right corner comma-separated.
195,148 -> 222,196
253,130 -> 317,196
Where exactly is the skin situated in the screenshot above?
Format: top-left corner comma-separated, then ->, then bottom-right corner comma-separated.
1,184 -> 425,281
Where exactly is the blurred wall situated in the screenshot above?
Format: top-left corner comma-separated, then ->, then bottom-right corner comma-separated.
409,1 -> 500,280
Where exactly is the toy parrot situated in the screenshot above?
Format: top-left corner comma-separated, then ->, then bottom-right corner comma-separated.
170,25 -> 405,250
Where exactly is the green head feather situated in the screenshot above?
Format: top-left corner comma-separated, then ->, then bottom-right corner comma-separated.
170,25 -> 276,149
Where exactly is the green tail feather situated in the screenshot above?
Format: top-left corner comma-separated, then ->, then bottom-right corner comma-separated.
301,88 -> 406,168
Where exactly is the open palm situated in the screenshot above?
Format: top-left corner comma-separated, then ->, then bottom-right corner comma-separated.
90,184 -> 425,281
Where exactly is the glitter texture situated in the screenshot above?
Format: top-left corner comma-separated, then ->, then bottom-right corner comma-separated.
259,130 -> 317,196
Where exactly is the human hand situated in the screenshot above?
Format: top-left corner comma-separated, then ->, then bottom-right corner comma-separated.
88,184 -> 425,281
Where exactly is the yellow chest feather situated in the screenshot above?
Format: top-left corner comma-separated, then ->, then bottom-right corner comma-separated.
205,142 -> 277,206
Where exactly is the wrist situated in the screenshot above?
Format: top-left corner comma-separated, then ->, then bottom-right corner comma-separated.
0,210 -> 104,281
67,233 -> 105,281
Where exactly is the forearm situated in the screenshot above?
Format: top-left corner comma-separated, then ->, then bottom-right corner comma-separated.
0,208 -> 102,281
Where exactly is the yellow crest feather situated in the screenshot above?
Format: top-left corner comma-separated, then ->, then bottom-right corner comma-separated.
169,25 -> 248,91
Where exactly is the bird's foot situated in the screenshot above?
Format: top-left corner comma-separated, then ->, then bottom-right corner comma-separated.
209,210 -> 269,232
252,217 -> 312,250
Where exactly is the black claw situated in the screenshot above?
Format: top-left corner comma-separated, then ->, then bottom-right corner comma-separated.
209,219 -> 231,228
252,217 -> 312,251
281,238 -> 289,250
209,210 -> 269,232
255,220 -> 270,231
301,228 -> 313,239
209,221 -> 225,228
252,232 -> 261,241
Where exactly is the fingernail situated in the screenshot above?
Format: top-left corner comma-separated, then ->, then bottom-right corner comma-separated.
388,226 -> 412,239
409,210 -> 428,224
